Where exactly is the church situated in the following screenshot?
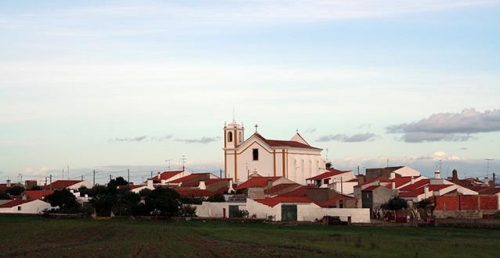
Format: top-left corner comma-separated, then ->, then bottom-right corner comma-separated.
223,120 -> 326,184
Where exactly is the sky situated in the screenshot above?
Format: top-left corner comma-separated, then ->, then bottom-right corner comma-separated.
1,0 -> 500,183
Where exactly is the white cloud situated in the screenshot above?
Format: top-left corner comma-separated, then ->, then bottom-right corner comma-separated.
388,108 -> 500,142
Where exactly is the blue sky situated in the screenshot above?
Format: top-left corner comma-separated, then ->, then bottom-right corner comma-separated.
1,0 -> 500,183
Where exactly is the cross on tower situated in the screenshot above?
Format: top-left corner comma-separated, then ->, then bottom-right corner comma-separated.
254,124 -> 258,133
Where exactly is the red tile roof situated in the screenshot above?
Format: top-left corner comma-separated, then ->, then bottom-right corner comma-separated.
264,183 -> 301,195
399,179 -> 430,192
477,187 -> 500,195
155,171 -> 183,181
205,178 -> 231,186
45,180 -> 83,190
306,169 -> 350,181
315,195 -> 354,208
399,184 -> 451,198
235,176 -> 280,190
0,184 -> 9,192
391,177 -> 413,188
24,190 -> 53,200
175,188 -> 219,197
279,185 -> 319,197
170,173 -> 210,186
255,196 -> 313,207
0,199 -> 34,208
254,133 -> 321,150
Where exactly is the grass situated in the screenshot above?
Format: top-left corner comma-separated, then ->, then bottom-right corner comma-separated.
0,216 -> 499,258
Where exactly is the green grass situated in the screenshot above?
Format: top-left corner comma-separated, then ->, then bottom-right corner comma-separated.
0,216 -> 499,258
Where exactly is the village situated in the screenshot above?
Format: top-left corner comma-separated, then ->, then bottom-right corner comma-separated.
1,120 -> 499,225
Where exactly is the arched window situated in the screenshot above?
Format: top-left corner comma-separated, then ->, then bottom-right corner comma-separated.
228,132 -> 233,142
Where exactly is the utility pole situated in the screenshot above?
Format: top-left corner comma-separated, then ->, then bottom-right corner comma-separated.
93,170 -> 96,186
109,174 -> 112,182
127,169 -> 130,183
67,165 -> 70,179
49,174 -> 53,190
80,175 -> 83,181
62,168 -> 64,180
181,155 -> 187,171
150,171 -> 153,179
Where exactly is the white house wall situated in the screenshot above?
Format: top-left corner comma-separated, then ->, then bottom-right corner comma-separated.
193,202 -> 246,218
0,200 -> 51,214
68,181 -> 93,190
394,167 -> 421,177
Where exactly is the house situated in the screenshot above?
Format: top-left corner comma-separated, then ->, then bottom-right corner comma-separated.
223,120 -> 326,184
45,180 -> 93,190
152,170 -> 191,185
306,168 -> 357,195
22,190 -> 54,201
0,199 -> 51,214
365,166 -> 420,181
357,185 -> 393,210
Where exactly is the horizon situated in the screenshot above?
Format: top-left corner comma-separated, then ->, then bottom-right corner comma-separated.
1,1 -> 500,183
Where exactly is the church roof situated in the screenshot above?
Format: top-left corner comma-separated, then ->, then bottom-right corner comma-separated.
254,133 -> 321,150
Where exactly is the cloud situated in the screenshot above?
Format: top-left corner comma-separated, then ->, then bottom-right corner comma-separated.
415,151 -> 462,161
387,108 -> 500,142
305,128 -> 317,134
175,136 -> 220,144
316,133 -> 376,142
110,136 -> 147,142
150,135 -> 173,142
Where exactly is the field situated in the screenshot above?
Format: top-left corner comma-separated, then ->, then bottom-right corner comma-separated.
1,216 -> 499,258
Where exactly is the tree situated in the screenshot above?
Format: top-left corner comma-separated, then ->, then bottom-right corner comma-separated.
381,197 -> 408,211
108,177 -> 128,191
207,193 -> 225,202
45,189 -> 81,213
145,187 -> 181,217
0,191 -> 10,200
6,185 -> 25,196
112,188 -> 141,216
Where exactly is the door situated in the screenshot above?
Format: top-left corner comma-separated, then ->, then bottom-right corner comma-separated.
281,205 -> 297,221
228,205 -> 239,218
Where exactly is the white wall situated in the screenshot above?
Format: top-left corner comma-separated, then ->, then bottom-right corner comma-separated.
0,200 -> 51,214
245,199 -> 370,223
68,181 -> 93,190
193,202 -> 246,218
298,205 -> 371,223
394,167 -> 421,177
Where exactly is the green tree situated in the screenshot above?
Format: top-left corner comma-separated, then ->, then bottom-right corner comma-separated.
6,185 -> 25,196
45,189 -> 81,213
207,193 -> 225,202
145,187 -> 181,217
0,191 -> 10,200
112,188 -> 141,216
381,197 -> 408,211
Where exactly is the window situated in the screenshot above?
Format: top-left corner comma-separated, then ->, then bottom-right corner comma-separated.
228,132 -> 233,142
17,206 -> 21,211
252,149 -> 259,161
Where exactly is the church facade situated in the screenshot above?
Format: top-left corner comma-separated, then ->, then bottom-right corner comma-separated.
223,121 -> 326,184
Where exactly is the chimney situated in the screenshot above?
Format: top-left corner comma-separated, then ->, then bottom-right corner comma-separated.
424,186 -> 430,198
434,169 -> 441,179
146,179 -> 154,189
452,169 -> 458,181
267,179 -> 273,190
492,173 -> 496,188
410,177 -> 415,185
389,173 -> 395,179
157,172 -> 161,179
6,179 -> 11,187
198,181 -> 206,190
326,162 -> 332,169
391,181 -> 396,189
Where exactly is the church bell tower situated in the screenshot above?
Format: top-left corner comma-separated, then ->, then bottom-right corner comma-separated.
223,120 -> 244,180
